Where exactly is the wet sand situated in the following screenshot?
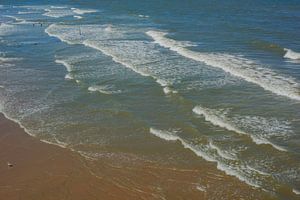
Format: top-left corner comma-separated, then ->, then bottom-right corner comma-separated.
0,113 -> 275,200
0,113 -> 137,200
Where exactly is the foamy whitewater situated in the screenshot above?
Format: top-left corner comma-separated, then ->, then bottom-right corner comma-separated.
1,2 -> 300,199
146,31 -> 300,101
284,48 -> 300,60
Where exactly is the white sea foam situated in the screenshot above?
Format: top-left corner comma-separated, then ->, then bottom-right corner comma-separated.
192,106 -> 245,134
0,111 -> 68,150
45,24 -> 77,44
147,30 -> 300,101
209,141 -> 236,160
18,11 -> 40,14
193,106 -> 288,152
284,48 -> 300,60
45,24 -> 114,45
149,128 -> 179,141
232,115 -> 291,152
64,74 -> 73,80
0,23 -> 16,36
88,85 -> 121,94
74,15 -> 83,19
0,57 -> 22,62
83,40 -> 151,77
43,8 -> 74,18
55,59 -> 72,72
163,87 -> 178,95
138,14 -> 149,18
156,79 -> 169,87
196,185 -> 206,192
293,189 -> 300,195
71,8 -> 97,15
50,6 -> 67,9
149,128 -> 260,188
246,165 -> 270,176
104,24 -> 113,32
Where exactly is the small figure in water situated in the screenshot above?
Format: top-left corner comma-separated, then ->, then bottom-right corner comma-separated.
79,26 -> 82,35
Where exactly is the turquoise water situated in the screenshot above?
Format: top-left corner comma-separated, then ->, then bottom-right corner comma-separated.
0,1 -> 300,199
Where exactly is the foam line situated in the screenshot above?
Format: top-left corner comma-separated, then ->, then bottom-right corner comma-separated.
192,106 -> 288,152
149,128 -> 260,188
284,48 -> 300,60
146,30 -> 300,101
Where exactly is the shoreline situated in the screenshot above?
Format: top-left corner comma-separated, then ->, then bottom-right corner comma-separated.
0,113 -> 276,200
0,113 -> 140,200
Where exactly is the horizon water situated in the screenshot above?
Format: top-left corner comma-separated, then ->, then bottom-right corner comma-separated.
1,1 -> 300,199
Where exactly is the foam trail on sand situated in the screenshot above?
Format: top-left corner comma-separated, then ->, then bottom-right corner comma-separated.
293,189 -> 300,195
146,30 -> 300,101
149,128 -> 261,188
284,48 -> 300,60
0,110 -> 69,149
192,106 -> 288,152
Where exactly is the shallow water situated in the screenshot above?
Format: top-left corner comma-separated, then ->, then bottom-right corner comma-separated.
0,1 -> 300,199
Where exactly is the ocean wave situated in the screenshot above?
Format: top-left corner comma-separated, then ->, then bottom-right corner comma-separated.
192,106 -> 288,152
55,59 -> 72,72
149,128 -> 262,188
83,40 -> 151,78
284,48 -> 300,60
45,24 -> 234,95
43,8 -> 74,18
45,24 -> 116,45
146,30 -> 300,101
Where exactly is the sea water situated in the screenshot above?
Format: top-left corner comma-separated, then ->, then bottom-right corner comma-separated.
0,1 -> 300,199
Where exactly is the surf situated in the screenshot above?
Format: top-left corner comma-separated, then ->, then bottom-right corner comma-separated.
146,30 -> 300,101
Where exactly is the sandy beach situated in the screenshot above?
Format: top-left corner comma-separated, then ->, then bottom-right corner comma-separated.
0,113 -> 139,200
